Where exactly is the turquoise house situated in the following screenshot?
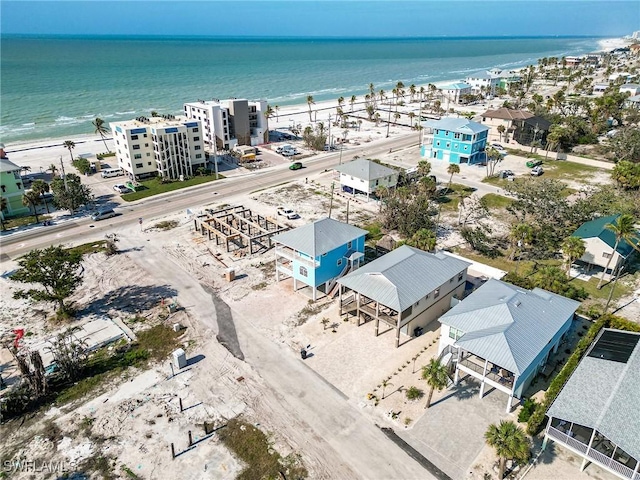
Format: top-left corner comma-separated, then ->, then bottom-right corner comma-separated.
420,118 -> 489,165
273,218 -> 367,301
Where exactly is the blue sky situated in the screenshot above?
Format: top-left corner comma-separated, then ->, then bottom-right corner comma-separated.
1,1 -> 638,37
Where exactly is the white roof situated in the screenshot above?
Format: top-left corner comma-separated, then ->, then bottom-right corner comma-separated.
335,159 -> 397,181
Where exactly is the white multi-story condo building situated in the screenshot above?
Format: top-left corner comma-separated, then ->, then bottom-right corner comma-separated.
111,116 -> 206,180
183,98 -> 268,150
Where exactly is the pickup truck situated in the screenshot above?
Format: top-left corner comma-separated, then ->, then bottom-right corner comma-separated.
277,206 -> 299,220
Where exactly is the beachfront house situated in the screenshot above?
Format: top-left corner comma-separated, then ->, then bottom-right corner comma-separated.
465,71 -> 501,97
593,83 -> 610,95
544,329 -> 640,480
0,148 -> 30,218
420,118 -> 488,165
438,278 -> 580,412
111,116 -> 206,181
338,245 -> 471,348
334,159 -> 398,199
184,98 -> 268,150
620,84 -> 640,96
571,215 -> 640,277
439,82 -> 473,105
626,94 -> 640,109
273,218 -> 366,301
479,107 -> 549,145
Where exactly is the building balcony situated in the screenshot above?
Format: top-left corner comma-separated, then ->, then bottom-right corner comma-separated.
458,354 -> 514,389
547,425 -> 639,479
275,245 -> 319,268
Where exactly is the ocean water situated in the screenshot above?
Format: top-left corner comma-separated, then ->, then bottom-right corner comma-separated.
1,35 -> 602,144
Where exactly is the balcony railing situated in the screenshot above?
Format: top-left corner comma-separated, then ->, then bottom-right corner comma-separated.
548,426 -> 637,479
275,246 -> 319,268
458,356 -> 514,388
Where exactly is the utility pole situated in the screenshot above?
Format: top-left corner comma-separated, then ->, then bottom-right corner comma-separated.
328,182 -> 335,218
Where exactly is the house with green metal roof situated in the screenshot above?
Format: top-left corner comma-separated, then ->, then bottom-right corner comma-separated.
571,215 -> 640,274
0,147 -> 30,218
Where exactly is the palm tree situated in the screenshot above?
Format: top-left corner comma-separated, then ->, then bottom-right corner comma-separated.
31,179 -> 51,213
447,164 -> 460,192
264,105 -> 275,143
63,140 -> 75,166
417,160 -> 431,177
48,163 -> 59,178
350,95 -> 356,112
497,125 -> 506,142
561,236 -> 586,274
381,378 -> 393,399
337,96 -> 345,109
92,117 -> 110,152
422,358 -> 449,409
597,214 -> 639,289
306,95 -> 315,122
408,229 -> 436,252
22,191 -> 41,223
484,420 -> 530,479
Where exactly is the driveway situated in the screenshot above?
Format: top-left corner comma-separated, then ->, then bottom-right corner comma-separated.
398,375 -> 512,480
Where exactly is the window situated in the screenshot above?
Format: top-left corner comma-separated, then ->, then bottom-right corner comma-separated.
134,154 -> 142,159
143,133 -> 148,138
0,185 -> 5,193
458,273 -> 463,282
602,252 -> 612,259
135,163 -> 143,168
147,162 -> 152,166
146,153 -> 151,157
195,145 -> 201,150
347,241 -> 352,249
194,136 -> 200,141
299,266 -> 308,277
449,327 -> 464,340
133,144 -> 140,150
131,135 -> 139,140
446,142 -> 451,148
436,141 -> 440,146
449,277 -> 454,283
337,259 -> 343,267
192,127 -> 199,132
195,154 -> 202,159
16,183 -> 21,189
145,143 -> 149,147
454,133 -> 461,139
434,288 -> 440,299
414,300 -> 420,307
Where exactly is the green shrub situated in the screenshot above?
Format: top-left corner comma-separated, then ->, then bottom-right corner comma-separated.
518,398 -> 538,423
405,386 -> 423,401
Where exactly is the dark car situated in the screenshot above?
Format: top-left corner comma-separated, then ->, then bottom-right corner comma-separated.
289,162 -> 303,170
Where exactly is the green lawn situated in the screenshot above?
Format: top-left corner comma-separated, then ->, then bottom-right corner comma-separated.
481,193 -> 513,210
121,174 -> 224,201
539,160 -> 602,181
437,183 -> 476,212
3,214 -> 52,230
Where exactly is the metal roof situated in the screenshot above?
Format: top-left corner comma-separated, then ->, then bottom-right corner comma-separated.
439,279 -> 580,375
480,108 -> 534,121
442,82 -> 473,90
335,159 -> 397,182
424,117 -> 489,135
272,218 -> 367,257
337,245 -> 471,312
572,214 -> 639,257
547,329 -> 640,462
466,71 -> 498,80
0,157 -> 22,174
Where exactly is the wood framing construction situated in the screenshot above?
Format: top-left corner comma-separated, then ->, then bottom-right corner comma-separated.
194,205 -> 289,254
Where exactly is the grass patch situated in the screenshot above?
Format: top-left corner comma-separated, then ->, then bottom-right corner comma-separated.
297,301 -> 327,324
539,160 -> 602,181
153,220 -> 179,231
251,281 -> 268,291
219,417 -> 308,480
3,214 -> 52,229
481,193 -> 513,210
121,175 -> 224,201
436,183 -> 476,212
56,325 -> 181,405
363,221 -> 384,242
67,240 -> 107,256
573,275 -> 632,303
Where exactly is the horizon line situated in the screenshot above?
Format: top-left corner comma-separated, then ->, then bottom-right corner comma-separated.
0,33 -> 613,41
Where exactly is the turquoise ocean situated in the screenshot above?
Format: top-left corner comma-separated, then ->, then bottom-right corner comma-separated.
1,35 -> 603,144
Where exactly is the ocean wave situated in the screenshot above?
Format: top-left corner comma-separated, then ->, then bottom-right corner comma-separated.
22,122 -> 35,126
115,110 -> 136,115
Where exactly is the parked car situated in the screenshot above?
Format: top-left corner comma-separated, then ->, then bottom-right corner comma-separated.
526,159 -> 543,168
499,170 -> 515,179
530,166 -> 544,176
113,183 -> 132,194
491,143 -> 507,155
289,162 -> 303,170
91,209 -> 116,221
282,149 -> 298,157
276,206 -> 299,220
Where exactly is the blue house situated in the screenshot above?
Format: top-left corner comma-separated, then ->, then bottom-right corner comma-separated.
273,218 -> 367,301
437,278 -> 580,412
420,118 -> 489,165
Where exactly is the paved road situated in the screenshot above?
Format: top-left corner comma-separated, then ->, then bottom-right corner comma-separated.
0,134 -> 418,260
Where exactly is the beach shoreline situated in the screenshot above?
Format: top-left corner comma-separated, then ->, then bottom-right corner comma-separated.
2,36 -> 632,156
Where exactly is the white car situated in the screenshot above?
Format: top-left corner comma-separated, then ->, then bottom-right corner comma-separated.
530,166 -> 544,176
113,184 -> 132,194
491,143 -> 507,155
277,206 -> 299,220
